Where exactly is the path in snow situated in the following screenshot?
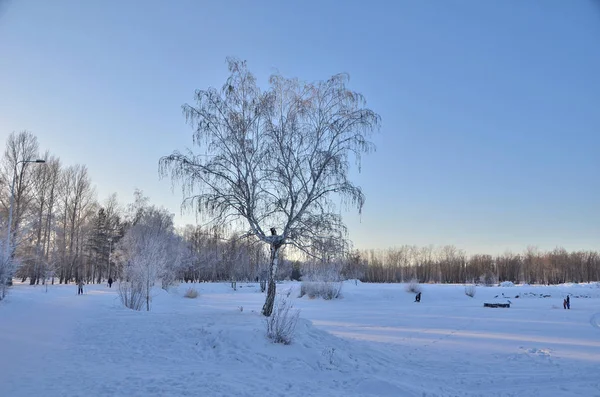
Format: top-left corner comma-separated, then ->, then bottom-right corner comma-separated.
0,284 -> 98,395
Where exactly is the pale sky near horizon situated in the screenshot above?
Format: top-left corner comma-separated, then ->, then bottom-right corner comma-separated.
0,0 -> 598,255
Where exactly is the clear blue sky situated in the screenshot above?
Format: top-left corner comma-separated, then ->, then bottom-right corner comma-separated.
1,0 -> 598,254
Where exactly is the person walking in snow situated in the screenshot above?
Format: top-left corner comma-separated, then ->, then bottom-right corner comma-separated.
77,280 -> 84,295
566,295 -> 570,309
108,277 -> 113,288
563,298 -> 567,309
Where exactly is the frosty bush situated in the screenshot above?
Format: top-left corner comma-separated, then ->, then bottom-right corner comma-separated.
479,272 -> 497,286
184,287 -> 198,299
405,279 -> 421,294
299,281 -> 342,300
0,244 -> 20,300
499,281 -> 515,287
114,197 -> 185,311
301,260 -> 343,283
464,285 -> 476,298
118,280 -> 144,311
265,297 -> 300,345
0,259 -> 11,300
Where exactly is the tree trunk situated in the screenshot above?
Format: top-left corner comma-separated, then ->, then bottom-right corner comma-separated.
146,271 -> 150,311
261,241 -> 281,317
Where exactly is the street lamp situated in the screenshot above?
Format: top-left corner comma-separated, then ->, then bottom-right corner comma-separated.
107,237 -> 112,279
4,159 -> 46,282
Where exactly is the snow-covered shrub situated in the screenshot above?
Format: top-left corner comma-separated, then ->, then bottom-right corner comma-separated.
118,280 -> 144,311
465,285 -> 476,298
500,281 -> 515,287
299,256 -> 344,300
301,259 -> 343,283
322,347 -> 336,366
0,259 -> 11,300
0,242 -> 21,300
184,287 -> 198,299
114,198 -> 184,311
265,297 -> 300,345
405,279 -> 421,294
479,272 -> 497,286
299,281 -> 342,300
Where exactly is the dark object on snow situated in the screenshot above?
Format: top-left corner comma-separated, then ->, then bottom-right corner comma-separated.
565,295 -> 570,309
77,280 -> 84,295
108,277 -> 113,288
415,292 -> 421,302
484,303 -> 510,308
270,227 -> 277,235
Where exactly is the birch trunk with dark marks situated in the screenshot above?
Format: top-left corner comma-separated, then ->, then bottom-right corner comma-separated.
262,239 -> 283,317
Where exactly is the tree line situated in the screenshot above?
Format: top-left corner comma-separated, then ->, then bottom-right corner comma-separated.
1,130 -> 597,303
357,245 -> 600,285
0,131 -> 274,299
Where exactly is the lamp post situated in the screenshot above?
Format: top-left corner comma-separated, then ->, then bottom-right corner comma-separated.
107,237 -> 112,279
4,159 -> 46,281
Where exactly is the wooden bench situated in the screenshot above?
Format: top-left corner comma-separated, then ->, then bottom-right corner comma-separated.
484,303 -> 510,308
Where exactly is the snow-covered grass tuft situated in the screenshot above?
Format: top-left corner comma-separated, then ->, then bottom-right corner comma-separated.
465,285 -> 476,297
405,279 -> 421,294
117,280 -> 144,311
265,297 -> 300,345
184,287 -> 199,299
299,281 -> 342,300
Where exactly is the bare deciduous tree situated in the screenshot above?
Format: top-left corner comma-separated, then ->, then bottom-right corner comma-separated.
57,165 -> 95,283
0,131 -> 40,294
160,58 -> 380,315
1,131 -> 40,254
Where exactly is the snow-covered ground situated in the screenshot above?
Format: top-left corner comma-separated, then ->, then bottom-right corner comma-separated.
1,280 -> 599,397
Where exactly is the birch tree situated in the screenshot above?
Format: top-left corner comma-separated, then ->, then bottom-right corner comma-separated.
160,58 -> 380,315
0,131 -> 40,292
115,194 -> 180,311
56,165 -> 95,282
1,131 -> 40,255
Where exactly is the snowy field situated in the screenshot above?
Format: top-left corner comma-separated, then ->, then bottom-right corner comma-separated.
1,280 -> 599,397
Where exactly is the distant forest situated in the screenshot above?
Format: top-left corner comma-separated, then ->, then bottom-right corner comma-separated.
356,245 -> 599,285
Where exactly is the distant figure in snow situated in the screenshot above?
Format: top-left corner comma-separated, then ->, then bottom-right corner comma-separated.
77,280 -> 84,295
415,292 -> 421,303
108,277 -> 113,288
566,295 -> 570,310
